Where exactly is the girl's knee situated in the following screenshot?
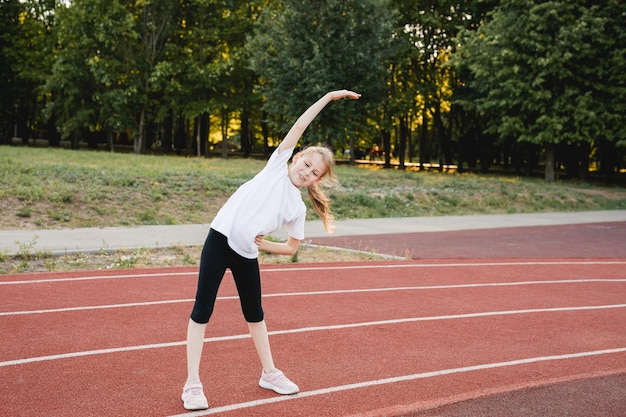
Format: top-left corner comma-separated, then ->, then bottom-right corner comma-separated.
243,307 -> 264,323
190,304 -> 213,324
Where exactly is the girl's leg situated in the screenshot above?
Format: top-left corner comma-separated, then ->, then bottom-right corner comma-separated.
186,319 -> 208,384
182,230 -> 230,410
247,320 -> 276,372
229,255 -> 274,369
249,319 -> 299,394
182,322 -> 209,411
186,230 -> 228,382
230,252 -> 299,394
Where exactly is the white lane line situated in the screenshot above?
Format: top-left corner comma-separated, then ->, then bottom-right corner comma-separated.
0,298 -> 196,316
1,260 -> 624,285
2,303 -> 625,368
2,278 -> 625,317
167,347 -> 626,417
0,271 -> 196,285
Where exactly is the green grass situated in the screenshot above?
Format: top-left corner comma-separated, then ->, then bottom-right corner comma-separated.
1,145 -> 624,230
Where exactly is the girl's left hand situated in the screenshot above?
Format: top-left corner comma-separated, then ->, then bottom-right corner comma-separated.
329,90 -> 361,101
255,235 -> 264,247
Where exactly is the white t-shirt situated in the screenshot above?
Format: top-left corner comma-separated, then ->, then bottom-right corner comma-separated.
210,147 -> 306,259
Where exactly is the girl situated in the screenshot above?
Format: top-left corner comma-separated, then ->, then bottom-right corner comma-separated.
182,89 -> 361,410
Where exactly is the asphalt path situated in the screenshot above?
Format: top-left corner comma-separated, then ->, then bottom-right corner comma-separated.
1,210 -> 624,256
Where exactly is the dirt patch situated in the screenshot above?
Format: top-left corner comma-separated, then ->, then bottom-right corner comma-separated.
0,243 -> 395,275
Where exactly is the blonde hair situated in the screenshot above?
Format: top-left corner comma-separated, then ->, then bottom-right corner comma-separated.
300,146 -> 336,234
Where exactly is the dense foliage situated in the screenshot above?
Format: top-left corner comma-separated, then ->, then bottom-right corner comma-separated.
1,0 -> 624,181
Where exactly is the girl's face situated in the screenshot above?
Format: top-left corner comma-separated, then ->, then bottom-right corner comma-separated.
288,151 -> 328,188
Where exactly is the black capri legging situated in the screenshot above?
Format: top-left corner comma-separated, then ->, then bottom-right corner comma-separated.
190,229 -> 264,324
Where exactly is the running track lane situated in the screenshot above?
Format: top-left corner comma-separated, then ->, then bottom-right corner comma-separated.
308,222 -> 626,260
1,259 -> 625,417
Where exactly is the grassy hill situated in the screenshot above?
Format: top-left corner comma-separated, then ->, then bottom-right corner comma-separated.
2,146 -> 625,231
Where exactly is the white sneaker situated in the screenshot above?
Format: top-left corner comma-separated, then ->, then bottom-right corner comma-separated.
259,369 -> 299,395
181,382 -> 209,410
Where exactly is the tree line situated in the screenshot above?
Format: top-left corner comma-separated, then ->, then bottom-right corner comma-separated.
1,0 -> 624,181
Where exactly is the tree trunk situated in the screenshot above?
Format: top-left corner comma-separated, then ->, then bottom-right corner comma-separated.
261,111 -> 269,156
71,130 -> 80,150
174,113 -> 186,155
135,109 -> 145,154
201,112 -> 209,158
349,136 -> 355,165
221,109 -> 228,159
196,116 -> 201,157
434,104 -> 452,167
419,107 -> 428,171
398,115 -> 408,170
544,143 -> 555,182
382,130 -> 392,169
407,113 -> 413,163
579,142 -> 589,180
107,126 -> 114,152
240,108 -> 250,157
163,112 -> 173,153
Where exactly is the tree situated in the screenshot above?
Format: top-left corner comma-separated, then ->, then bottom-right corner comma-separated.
389,0 -> 500,171
128,0 -> 181,153
0,0 -> 23,143
148,0 -> 215,155
88,0 -> 140,151
45,0 -> 138,148
46,0 -> 257,156
205,0 -> 264,158
1,0 -> 56,145
454,0 -> 626,180
46,0 -> 182,153
247,0 -> 397,160
593,0 -> 626,177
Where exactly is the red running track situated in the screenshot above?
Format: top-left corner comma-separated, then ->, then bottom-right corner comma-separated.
1,223 -> 626,417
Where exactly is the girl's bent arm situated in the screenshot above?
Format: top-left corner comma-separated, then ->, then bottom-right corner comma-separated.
256,236 -> 300,256
278,90 -> 361,153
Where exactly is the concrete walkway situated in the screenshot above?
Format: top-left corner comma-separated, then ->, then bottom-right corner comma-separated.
1,210 -> 625,256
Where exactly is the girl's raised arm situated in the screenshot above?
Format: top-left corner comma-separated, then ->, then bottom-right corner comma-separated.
278,90 -> 361,153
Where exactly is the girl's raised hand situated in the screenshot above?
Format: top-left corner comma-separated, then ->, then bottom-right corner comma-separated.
279,89 -> 362,152
328,90 -> 361,101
